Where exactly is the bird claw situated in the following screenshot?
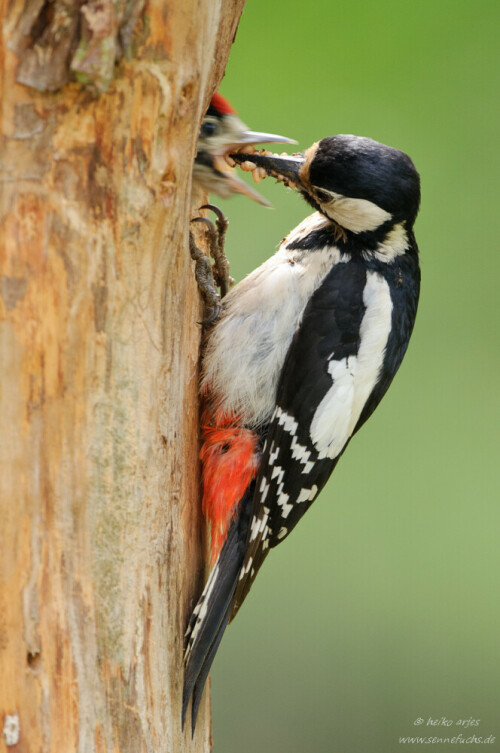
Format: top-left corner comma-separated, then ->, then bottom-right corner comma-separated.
199,304 -> 221,326
189,205 -> 233,325
189,231 -> 221,325
199,203 -> 227,231
197,205 -> 232,297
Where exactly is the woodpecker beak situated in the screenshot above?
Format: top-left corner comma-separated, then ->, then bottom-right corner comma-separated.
233,131 -> 297,148
215,136 -> 297,206
230,151 -> 305,189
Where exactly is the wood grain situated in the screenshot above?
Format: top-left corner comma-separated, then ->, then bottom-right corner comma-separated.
0,0 -> 245,750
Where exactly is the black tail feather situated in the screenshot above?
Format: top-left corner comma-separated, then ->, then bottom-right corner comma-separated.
182,529 -> 240,730
182,487 -> 253,732
190,599 -> 232,733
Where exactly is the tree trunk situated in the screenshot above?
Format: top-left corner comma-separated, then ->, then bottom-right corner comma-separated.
0,1 -> 245,750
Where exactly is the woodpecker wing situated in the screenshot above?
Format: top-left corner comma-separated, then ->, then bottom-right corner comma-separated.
231,254 -> 419,617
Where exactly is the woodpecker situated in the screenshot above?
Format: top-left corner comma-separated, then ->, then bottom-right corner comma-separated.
183,134 -> 421,732
193,92 -> 295,206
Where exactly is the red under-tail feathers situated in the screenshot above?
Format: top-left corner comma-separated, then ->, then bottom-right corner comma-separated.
200,398 -> 260,564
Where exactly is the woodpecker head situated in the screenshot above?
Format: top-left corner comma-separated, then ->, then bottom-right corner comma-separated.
231,134 -> 420,232
193,93 -> 296,207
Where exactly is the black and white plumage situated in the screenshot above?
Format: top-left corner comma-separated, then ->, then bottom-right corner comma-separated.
183,134 -> 421,731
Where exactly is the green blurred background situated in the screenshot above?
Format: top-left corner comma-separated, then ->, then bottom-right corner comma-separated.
207,1 -> 500,750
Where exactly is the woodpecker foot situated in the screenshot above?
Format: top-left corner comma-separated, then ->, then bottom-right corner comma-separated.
192,205 -> 234,299
189,231 -> 221,324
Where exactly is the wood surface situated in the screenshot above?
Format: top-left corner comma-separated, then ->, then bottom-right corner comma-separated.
0,0 -> 245,750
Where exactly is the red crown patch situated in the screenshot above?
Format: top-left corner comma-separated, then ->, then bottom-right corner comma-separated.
211,92 -> 236,115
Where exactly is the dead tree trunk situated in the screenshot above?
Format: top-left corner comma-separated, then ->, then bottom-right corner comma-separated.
0,1 -> 245,750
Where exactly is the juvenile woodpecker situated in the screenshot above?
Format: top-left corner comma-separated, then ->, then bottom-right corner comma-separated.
193,92 -> 295,206
183,134 -> 421,731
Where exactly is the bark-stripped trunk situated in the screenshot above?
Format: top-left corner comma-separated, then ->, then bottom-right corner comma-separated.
0,1 -> 245,750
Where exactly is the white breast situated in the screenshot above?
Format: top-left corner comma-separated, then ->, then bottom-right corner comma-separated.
202,215 -> 347,428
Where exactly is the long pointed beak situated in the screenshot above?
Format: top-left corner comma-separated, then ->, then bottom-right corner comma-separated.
212,155 -> 273,207
230,151 -> 305,185
235,131 -> 297,147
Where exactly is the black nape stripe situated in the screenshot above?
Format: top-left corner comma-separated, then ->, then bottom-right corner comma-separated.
286,218 -> 397,255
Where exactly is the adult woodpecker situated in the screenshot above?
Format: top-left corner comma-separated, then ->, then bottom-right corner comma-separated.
183,134 -> 421,731
192,92 -> 295,205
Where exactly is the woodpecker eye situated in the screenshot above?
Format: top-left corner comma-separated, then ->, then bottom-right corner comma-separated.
315,190 -> 331,204
201,120 -> 218,137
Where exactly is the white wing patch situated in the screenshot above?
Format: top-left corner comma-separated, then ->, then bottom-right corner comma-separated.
310,356 -> 357,459
309,271 -> 393,459
352,271 -> 394,424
